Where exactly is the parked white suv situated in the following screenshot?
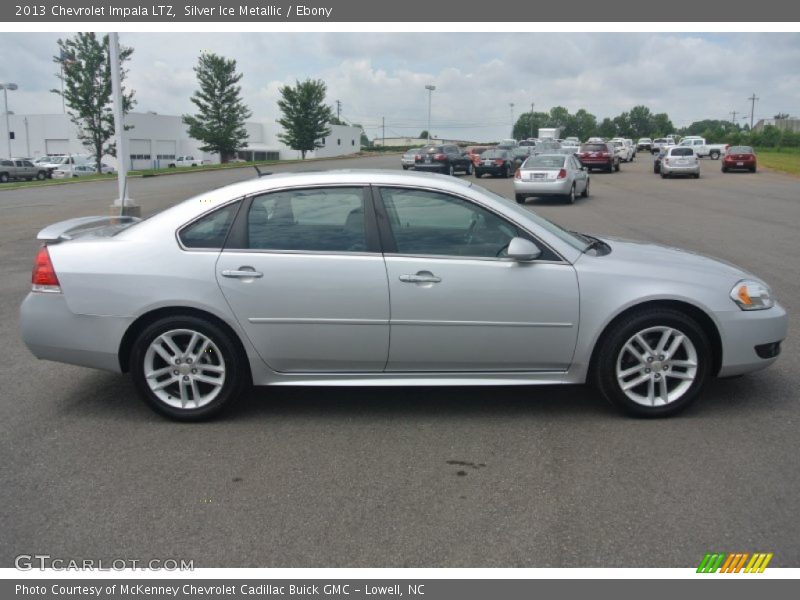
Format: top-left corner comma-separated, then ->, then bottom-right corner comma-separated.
167,156 -> 204,168
609,138 -> 634,162
660,146 -> 700,178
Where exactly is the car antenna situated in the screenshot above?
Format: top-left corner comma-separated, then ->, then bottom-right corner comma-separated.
254,166 -> 273,177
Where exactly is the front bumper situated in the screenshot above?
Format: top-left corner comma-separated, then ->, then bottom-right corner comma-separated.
20,292 -> 131,373
716,302 -> 788,377
514,178 -> 573,196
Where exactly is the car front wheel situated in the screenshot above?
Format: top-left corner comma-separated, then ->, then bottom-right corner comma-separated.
594,309 -> 711,417
130,315 -> 248,421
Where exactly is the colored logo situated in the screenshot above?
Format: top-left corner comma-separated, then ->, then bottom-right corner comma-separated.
697,552 -> 773,573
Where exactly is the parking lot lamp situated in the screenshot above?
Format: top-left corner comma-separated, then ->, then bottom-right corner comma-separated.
425,85 -> 436,141
510,103 -> 515,138
530,102 -> 535,138
0,82 -> 18,158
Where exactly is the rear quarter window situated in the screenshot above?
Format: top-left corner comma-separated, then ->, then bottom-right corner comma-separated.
179,201 -> 240,249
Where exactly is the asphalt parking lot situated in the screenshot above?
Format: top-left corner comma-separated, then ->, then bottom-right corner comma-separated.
1,153 -> 798,567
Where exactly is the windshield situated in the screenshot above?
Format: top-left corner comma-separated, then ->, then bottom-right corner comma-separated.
481,149 -> 507,159
580,143 -> 607,152
523,155 -> 566,169
471,183 -> 589,252
728,146 -> 753,154
421,146 -> 442,153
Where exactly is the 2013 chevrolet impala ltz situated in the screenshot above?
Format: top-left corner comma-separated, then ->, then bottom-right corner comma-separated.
20,170 -> 787,420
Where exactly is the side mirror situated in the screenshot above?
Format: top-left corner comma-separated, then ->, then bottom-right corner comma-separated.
507,237 -> 541,261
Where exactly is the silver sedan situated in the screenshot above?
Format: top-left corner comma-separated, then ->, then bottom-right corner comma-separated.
20,170 -> 787,420
514,154 -> 590,204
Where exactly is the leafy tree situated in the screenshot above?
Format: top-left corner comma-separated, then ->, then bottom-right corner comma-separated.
52,32 -> 135,173
569,109 -> 597,141
774,112 -> 790,120
612,112 -> 632,138
651,113 -> 674,137
182,53 -> 252,163
419,130 -> 429,139
548,106 -> 571,130
277,79 -> 334,159
598,118 -> 617,139
512,111 -> 549,140
628,105 -> 653,138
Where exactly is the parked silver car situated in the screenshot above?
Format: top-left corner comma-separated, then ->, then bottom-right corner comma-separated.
401,148 -> 420,170
514,154 -> 590,204
661,146 -> 700,178
20,170 -> 786,420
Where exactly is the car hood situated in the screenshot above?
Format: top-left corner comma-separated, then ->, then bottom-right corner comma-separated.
596,236 -> 757,284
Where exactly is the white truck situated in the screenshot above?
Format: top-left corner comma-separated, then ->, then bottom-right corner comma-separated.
678,138 -> 728,159
538,127 -> 562,140
167,155 -> 204,168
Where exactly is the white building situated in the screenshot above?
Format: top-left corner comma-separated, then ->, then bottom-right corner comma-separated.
4,112 -> 362,168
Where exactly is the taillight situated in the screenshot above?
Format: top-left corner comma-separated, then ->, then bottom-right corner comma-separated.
32,245 -> 61,293
414,154 -> 421,160
434,153 -> 446,161
557,168 -> 567,179
494,159 -> 505,166
514,169 -> 521,179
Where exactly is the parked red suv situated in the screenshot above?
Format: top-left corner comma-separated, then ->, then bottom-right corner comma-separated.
721,146 -> 757,173
577,142 -> 620,172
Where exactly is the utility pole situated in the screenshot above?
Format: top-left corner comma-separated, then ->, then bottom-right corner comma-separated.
425,84 -> 436,142
336,100 -> 341,122
530,101 -> 534,139
730,110 -> 738,124
24,116 -> 30,157
747,93 -> 759,130
509,103 -> 515,138
382,116 -> 385,147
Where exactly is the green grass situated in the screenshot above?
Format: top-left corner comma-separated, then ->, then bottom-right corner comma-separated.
754,147 -> 800,176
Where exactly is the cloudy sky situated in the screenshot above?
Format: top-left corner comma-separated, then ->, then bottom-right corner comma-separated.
3,32 -> 799,141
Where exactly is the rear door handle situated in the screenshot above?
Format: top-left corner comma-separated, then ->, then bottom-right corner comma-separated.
399,273 -> 441,284
221,268 -> 263,279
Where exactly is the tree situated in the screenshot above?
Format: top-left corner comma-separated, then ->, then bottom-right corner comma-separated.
598,118 -> 617,139
568,109 -> 597,141
774,112 -> 790,120
52,32 -> 135,173
512,111 -> 549,141
276,79 -> 334,159
182,53 -> 252,163
419,130 -> 429,139
651,113 -> 674,137
548,106 -> 571,130
628,105 -> 653,138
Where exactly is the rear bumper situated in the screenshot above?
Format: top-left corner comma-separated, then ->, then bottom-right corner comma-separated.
661,163 -> 699,175
716,303 -> 788,377
20,292 -> 131,373
514,178 -> 573,196
414,163 -> 447,172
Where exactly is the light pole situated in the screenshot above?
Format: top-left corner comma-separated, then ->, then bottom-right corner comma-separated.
509,102 -> 515,138
0,82 -> 18,158
425,84 -> 436,141
530,101 -> 535,139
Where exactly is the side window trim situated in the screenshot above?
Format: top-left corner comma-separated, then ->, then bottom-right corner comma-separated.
372,185 -> 564,263
223,185 -> 381,255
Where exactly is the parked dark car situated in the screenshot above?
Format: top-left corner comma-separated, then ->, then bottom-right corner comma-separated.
577,142 -> 620,172
511,146 -> 536,169
414,144 -> 473,176
475,148 -> 515,178
653,146 -> 670,174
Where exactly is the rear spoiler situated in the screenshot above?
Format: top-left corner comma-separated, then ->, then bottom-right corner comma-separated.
37,216 -> 141,243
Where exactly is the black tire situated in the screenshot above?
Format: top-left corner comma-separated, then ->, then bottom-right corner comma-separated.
607,162 -> 614,173
694,173 -> 700,179
130,315 -> 248,421
751,166 -> 757,173
721,166 -> 728,173
402,165 -> 409,170
448,164 -> 455,176
654,164 -> 660,174
593,308 -> 711,417
0,173 -> 8,183
565,184 -> 576,204
661,171 -> 668,179
581,178 -> 590,198
614,160 -> 620,172
515,193 -> 525,204
36,171 -> 46,180
475,170 -> 482,178
710,150 -> 720,160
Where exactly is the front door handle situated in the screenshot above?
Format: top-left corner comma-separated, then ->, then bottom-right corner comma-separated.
399,272 -> 441,284
221,268 -> 263,279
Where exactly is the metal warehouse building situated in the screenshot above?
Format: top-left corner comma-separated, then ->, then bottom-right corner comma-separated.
5,112 -> 363,168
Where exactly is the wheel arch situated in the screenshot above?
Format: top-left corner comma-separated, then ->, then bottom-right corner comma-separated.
587,299 -> 723,379
118,306 -> 252,380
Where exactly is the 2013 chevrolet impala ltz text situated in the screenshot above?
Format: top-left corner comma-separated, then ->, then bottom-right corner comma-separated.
20,170 -> 787,420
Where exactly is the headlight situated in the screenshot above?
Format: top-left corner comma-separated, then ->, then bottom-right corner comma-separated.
730,280 -> 774,311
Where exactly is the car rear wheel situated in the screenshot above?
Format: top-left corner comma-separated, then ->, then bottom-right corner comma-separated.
402,165 -> 409,170
661,171 -> 668,178
594,309 -> 711,417
751,166 -> 757,173
581,179 -> 590,198
710,150 -> 720,160
515,193 -> 525,204
721,166 -> 728,173
130,315 -> 248,421
565,185 -> 576,204
475,171 -> 482,178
